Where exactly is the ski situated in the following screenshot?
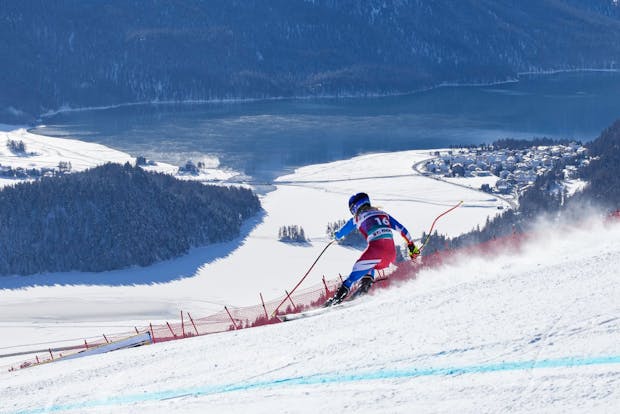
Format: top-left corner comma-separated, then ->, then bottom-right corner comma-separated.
276,300 -> 358,322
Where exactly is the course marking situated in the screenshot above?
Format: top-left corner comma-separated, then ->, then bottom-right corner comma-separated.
13,354 -> 620,413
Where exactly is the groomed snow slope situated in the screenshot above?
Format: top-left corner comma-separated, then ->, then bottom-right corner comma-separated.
2,219 -> 619,414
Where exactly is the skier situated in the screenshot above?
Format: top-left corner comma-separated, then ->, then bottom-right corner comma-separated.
324,192 -> 419,306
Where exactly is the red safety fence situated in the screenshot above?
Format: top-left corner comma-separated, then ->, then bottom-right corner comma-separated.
8,214 -> 619,372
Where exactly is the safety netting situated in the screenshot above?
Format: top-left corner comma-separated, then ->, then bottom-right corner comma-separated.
4,231 -> 535,372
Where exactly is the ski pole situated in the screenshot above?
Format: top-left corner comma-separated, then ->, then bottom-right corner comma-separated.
272,239 -> 337,316
419,200 -> 463,252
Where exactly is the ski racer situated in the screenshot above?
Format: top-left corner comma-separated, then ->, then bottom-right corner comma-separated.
324,192 -> 419,306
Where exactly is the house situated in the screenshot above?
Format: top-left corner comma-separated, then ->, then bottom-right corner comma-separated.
451,163 -> 466,177
564,165 -> 579,179
496,179 -> 512,194
424,141 -> 589,198
513,169 -> 537,184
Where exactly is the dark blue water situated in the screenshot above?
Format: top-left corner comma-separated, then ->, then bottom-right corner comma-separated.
33,72 -> 620,181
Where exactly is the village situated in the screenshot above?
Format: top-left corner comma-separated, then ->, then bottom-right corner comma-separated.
421,142 -> 590,196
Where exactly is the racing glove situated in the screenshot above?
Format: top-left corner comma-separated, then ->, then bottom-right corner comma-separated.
408,242 -> 420,260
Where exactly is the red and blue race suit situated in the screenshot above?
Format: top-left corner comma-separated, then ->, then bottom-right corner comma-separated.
335,209 -> 413,289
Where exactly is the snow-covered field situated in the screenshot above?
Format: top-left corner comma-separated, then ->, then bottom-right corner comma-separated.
2,126 -> 617,413
1,218 -> 619,413
0,126 -> 238,187
0,126 -> 133,176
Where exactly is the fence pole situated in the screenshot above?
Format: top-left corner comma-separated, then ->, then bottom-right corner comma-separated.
188,312 -> 200,336
166,321 -> 177,338
150,323 -> 156,344
48,348 -> 54,361
181,310 -> 186,338
225,306 -> 240,330
322,276 -> 331,296
260,293 -> 269,319
285,290 -> 297,311
84,339 -> 89,350
103,334 -> 110,344
134,327 -> 140,335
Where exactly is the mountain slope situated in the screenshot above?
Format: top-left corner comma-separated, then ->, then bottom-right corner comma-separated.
3,0 -> 620,121
3,219 -> 619,413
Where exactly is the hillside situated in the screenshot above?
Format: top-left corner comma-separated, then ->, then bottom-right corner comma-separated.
0,163 -> 260,275
3,0 -> 620,122
2,220 -> 619,413
578,119 -> 620,207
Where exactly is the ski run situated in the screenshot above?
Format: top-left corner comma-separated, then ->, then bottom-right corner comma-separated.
1,219 -> 619,413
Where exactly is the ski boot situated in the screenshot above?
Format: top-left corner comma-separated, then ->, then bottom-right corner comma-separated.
323,284 -> 349,307
350,275 -> 374,300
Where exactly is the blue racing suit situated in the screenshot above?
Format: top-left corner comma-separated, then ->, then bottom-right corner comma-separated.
335,208 -> 413,289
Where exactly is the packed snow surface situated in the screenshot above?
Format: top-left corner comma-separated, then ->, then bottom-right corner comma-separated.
1,220 -> 619,413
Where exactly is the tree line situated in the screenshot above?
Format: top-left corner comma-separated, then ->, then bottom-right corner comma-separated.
0,163 -> 261,276
278,225 -> 308,243
491,137 -> 581,150
573,119 -> 620,209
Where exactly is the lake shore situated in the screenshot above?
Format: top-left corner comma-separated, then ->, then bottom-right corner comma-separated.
33,68 -> 620,121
